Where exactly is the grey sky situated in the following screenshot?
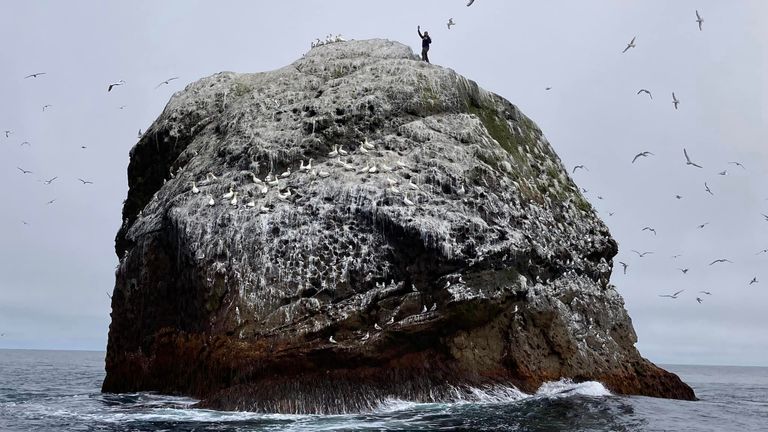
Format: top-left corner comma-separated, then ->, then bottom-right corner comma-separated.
1,1 -> 766,366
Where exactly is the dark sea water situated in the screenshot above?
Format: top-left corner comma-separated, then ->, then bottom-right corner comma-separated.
0,350 -> 766,431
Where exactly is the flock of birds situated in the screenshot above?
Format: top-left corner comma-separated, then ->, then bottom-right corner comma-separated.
3,73 -> 181,226
570,9 -> 765,306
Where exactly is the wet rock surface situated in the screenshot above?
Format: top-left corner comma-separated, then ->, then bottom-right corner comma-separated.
103,39 -> 695,413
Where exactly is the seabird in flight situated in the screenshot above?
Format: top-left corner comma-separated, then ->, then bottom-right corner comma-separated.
637,89 -> 652,99
155,77 -> 179,89
108,80 -> 125,92
683,148 -> 702,168
622,36 -> 637,53
632,151 -> 654,163
659,289 -> 684,299
24,72 -> 46,79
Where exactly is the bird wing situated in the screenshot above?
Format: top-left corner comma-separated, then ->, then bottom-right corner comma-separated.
632,154 -> 641,163
630,36 -> 636,44
683,148 -> 691,163
696,10 -> 701,19
674,290 -> 685,296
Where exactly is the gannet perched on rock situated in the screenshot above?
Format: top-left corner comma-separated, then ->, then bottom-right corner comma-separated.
207,195 -> 215,206
206,172 -> 217,181
403,193 -> 416,206
361,332 -> 370,341
246,200 -> 256,208
329,335 -> 338,344
318,170 -> 331,178
328,145 -> 339,157
338,146 -> 348,156
374,323 -> 382,331
230,192 -> 239,206
250,172 -> 262,184
280,167 -> 291,178
223,187 -> 234,199
362,137 -> 375,150
191,182 -> 200,194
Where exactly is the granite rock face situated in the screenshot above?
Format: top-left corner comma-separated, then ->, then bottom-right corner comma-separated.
103,39 -> 695,413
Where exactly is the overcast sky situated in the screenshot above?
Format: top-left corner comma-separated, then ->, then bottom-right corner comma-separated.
0,0 -> 766,367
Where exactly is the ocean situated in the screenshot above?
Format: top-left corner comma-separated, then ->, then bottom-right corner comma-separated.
0,349 -> 765,431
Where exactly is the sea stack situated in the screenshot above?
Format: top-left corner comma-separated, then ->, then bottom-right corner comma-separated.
103,39 -> 695,413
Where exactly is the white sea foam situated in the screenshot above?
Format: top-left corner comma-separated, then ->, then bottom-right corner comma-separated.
534,379 -> 612,398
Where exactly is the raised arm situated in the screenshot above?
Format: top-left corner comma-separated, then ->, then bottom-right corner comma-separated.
417,26 -> 423,38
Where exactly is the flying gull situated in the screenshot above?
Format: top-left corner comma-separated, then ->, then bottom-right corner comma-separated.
718,170 -> 727,176
78,178 -> 94,184
466,0 -> 475,6
696,10 -> 704,31
619,261 -> 628,274
43,176 -> 58,185
749,277 -> 758,285
697,222 -> 709,229
107,80 -> 125,92
659,289 -> 684,299
24,72 -> 46,79
708,259 -> 732,265
696,297 -> 703,304
42,104 -> 53,111
699,291 -> 712,295
683,148 -> 702,168
447,18 -> 455,29
678,268 -> 689,274
631,250 -> 653,257
4,130 -> 11,138
728,161 -> 745,170
622,36 -> 637,53
17,167 -> 33,174
637,89 -> 653,99
155,77 -> 179,89
642,227 -> 657,235
572,165 -> 588,173
46,199 -> 56,205
704,182 -> 713,196
672,92 -> 680,110
632,151 -> 654,163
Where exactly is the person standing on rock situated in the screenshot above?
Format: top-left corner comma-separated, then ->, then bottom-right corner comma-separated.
417,26 -> 431,63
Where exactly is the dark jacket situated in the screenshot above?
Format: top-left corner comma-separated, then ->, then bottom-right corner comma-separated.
418,29 -> 432,49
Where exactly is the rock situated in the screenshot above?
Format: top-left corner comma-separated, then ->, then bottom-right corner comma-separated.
102,39 -> 695,413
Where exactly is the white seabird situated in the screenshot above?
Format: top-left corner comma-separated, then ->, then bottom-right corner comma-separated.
329,336 -> 338,344
362,137 -> 375,150
108,80 -> 125,92
191,182 -> 200,194
374,323 -> 382,331
318,170 -> 331,178
361,332 -> 370,341
328,145 -> 339,157
672,92 -> 680,110
403,193 -> 415,206
206,172 -> 218,181
230,192 -> 239,206
696,10 -> 704,31
447,18 -> 455,29
280,167 -> 291,178
622,36 -> 637,53
223,187 -> 235,199
338,146 -> 348,156
207,195 -> 215,206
